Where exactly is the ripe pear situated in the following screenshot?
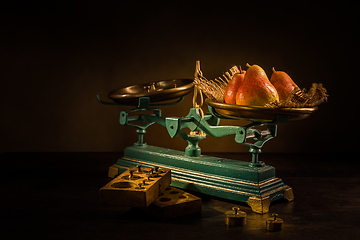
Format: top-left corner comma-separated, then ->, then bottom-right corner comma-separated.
224,67 -> 246,104
236,64 -> 279,106
270,67 -> 299,101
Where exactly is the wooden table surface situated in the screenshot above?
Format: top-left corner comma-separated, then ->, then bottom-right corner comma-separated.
1,152 -> 359,240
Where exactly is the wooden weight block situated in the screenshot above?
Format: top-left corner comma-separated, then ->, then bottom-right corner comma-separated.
142,186 -> 202,219
100,166 -> 171,207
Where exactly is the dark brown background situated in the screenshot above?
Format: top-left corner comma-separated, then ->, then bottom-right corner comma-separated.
1,2 -> 358,154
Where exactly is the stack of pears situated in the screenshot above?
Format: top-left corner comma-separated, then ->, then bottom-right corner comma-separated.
224,64 -> 299,107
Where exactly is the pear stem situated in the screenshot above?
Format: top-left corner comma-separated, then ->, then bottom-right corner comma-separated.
239,66 -> 242,73
246,63 -> 251,68
272,67 -> 276,73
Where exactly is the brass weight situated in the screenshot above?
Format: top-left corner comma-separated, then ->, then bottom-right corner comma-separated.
266,214 -> 283,232
225,207 -> 247,226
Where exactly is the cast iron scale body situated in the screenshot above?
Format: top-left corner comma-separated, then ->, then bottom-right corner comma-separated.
97,79 -> 316,214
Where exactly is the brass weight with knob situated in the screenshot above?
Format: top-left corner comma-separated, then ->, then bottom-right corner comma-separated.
266,214 -> 283,231
225,207 -> 247,226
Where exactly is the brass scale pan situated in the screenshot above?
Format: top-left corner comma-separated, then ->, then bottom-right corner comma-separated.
107,79 -> 317,122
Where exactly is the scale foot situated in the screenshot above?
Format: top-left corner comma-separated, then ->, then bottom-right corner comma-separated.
283,187 -> 294,202
108,164 -> 126,178
247,196 -> 271,214
247,187 -> 294,214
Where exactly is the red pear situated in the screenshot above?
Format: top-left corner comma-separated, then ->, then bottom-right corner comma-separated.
224,67 -> 246,104
236,64 -> 279,106
270,67 -> 299,101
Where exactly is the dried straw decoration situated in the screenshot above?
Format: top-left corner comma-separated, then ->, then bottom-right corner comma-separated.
265,83 -> 328,108
194,61 -> 239,103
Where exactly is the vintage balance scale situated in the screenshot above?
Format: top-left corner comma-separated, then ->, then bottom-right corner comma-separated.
97,63 -> 317,214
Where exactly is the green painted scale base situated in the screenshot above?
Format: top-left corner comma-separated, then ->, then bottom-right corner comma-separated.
109,145 -> 293,214
98,95 -> 296,214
